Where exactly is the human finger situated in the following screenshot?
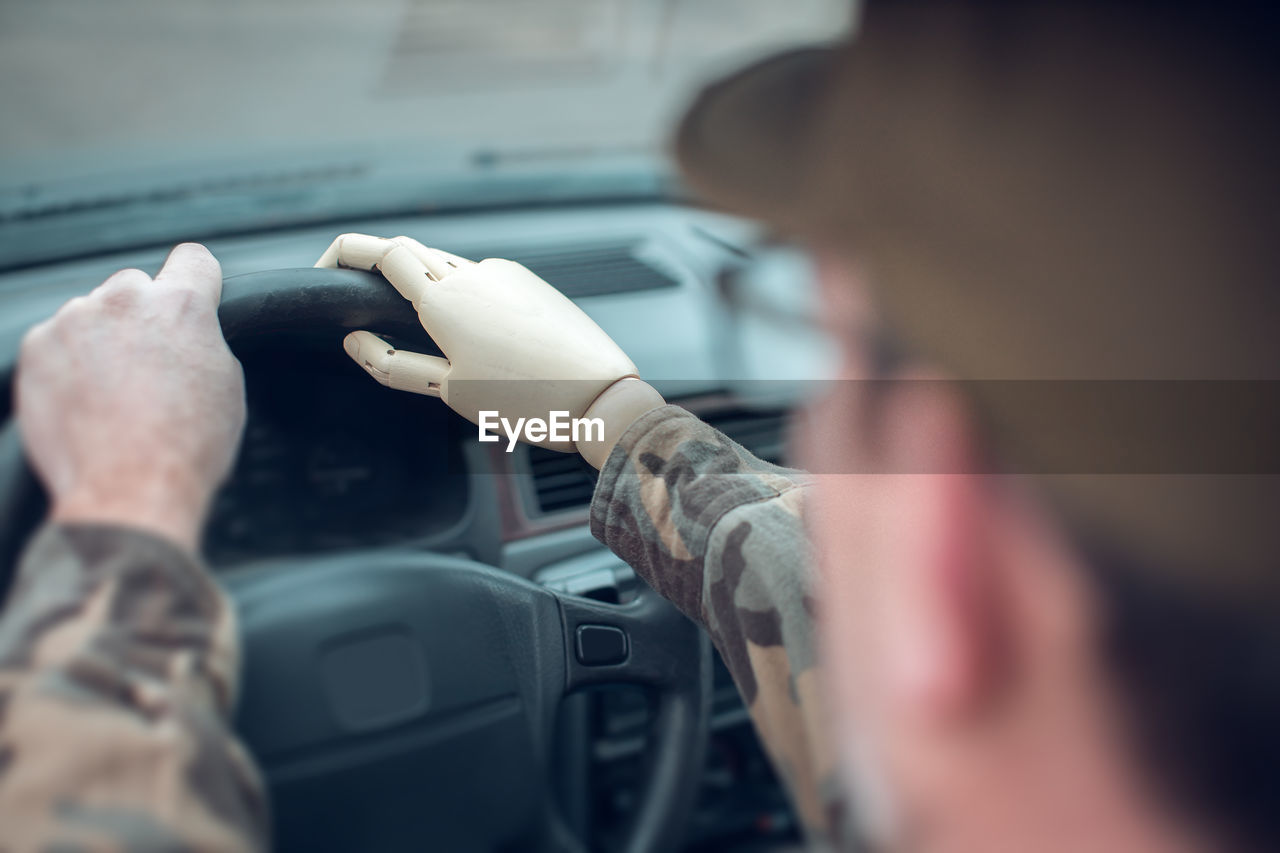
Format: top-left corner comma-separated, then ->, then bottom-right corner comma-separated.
155,243 -> 223,304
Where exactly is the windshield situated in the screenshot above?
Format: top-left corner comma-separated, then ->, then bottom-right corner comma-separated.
0,0 -> 848,268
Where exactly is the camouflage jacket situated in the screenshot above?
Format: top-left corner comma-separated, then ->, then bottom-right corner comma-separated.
592,405 -> 839,846
0,405 -> 832,850
0,524 -> 268,851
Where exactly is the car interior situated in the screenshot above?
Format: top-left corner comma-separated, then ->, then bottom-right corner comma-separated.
0,2 -> 849,850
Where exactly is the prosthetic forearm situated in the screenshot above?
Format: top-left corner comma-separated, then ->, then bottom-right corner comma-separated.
317,234 -> 665,468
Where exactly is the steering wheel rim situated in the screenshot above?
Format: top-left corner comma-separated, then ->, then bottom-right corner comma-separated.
0,267 -> 712,853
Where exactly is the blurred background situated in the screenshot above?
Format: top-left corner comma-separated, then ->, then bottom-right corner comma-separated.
1,0 -> 848,214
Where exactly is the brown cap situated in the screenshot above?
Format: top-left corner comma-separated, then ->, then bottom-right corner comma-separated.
676,2 -> 1280,596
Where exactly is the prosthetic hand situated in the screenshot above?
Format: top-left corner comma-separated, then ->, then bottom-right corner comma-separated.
317,234 -> 665,468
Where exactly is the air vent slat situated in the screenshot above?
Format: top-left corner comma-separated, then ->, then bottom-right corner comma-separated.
704,411 -> 789,465
529,455 -> 582,471
525,408 -> 790,516
539,485 -> 597,504
531,470 -> 591,490
527,445 -> 598,515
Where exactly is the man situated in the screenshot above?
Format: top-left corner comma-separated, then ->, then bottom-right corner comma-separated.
3,3 -> 1279,852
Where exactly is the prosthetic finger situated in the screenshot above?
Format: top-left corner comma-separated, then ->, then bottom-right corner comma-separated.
343,330 -> 449,397
431,247 -> 477,269
390,236 -> 477,277
314,234 -> 436,307
314,233 -> 384,271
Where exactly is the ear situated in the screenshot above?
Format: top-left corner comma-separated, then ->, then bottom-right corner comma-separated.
873,377 -> 1010,722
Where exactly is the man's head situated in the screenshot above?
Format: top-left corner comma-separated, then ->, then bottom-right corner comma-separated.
677,2 -> 1280,850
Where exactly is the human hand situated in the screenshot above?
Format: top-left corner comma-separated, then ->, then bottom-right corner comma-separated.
15,243 -> 246,551
317,234 -> 663,466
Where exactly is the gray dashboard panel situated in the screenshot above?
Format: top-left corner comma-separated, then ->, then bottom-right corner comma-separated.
0,203 -> 763,393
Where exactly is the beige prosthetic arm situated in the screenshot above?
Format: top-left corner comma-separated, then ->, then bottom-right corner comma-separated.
316,234 -> 665,468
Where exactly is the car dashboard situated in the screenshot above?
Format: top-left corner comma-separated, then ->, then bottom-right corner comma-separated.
0,200 -> 820,850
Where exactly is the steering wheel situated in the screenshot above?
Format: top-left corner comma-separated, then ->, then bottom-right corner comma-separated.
0,268 -> 711,853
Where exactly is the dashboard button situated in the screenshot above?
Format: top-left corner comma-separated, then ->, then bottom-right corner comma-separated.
575,624 -> 628,666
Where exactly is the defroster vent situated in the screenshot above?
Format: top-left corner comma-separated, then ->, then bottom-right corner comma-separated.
458,241 -> 680,299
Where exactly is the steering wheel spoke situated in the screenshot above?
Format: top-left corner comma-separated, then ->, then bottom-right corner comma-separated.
552,581 -> 712,852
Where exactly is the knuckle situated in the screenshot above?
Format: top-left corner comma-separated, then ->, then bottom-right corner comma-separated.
59,294 -> 90,316
158,283 -> 215,319
19,321 -> 51,356
103,267 -> 150,289
97,281 -> 139,310
159,283 -> 200,309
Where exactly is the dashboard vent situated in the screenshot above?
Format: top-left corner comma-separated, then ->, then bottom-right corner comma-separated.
525,407 -> 789,516
527,447 -> 599,515
704,409 -> 789,464
461,242 -> 680,299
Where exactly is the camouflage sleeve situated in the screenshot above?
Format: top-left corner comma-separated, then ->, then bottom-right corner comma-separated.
590,405 -> 843,846
0,522 -> 268,851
